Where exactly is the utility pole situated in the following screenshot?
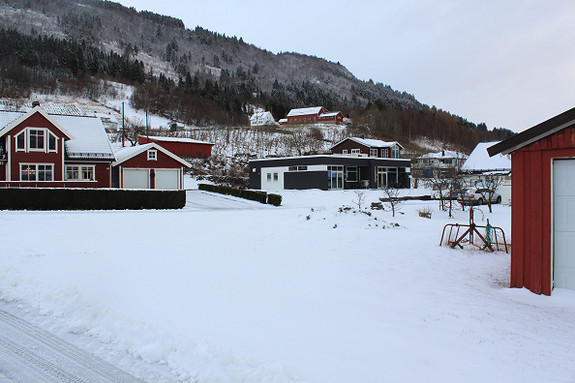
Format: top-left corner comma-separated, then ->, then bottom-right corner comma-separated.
121,102 -> 125,147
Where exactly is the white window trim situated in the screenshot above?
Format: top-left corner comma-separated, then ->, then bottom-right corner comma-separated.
370,148 -> 378,157
27,128 -> 46,152
147,149 -> 158,161
14,128 -> 60,153
20,163 -> 54,181
65,165 -> 96,181
48,131 -> 59,153
15,131 -> 25,152
351,149 -> 361,154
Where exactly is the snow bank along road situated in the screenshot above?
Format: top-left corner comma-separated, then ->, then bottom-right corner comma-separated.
0,308 -> 143,383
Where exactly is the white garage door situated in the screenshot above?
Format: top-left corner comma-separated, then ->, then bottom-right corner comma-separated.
155,169 -> 180,189
123,168 -> 149,189
553,159 -> 575,290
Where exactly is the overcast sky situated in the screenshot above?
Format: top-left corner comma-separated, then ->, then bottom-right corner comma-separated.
116,0 -> 575,132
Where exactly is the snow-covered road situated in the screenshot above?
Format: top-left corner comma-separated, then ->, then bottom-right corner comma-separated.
0,308 -> 143,383
184,190 -> 273,211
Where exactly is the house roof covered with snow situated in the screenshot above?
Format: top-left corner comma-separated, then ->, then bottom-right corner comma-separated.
332,137 -> 403,150
113,143 -> 192,167
462,142 -> 510,173
419,150 -> 467,159
250,111 -> 274,121
139,135 -> 214,145
0,107 -> 114,160
287,107 -> 324,117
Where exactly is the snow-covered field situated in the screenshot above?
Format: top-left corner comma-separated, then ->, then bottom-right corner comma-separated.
0,184 -> 574,383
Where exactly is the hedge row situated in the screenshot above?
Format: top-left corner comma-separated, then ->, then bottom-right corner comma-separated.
0,188 -> 186,210
198,184 -> 282,206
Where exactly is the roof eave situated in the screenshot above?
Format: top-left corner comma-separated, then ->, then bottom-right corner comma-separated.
488,106 -> 575,157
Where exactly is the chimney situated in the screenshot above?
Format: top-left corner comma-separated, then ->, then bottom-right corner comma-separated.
32,101 -> 40,108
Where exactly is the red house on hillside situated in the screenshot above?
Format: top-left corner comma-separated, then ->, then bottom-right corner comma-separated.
137,135 -> 214,158
0,105 -> 190,190
281,106 -> 344,125
488,106 -> 575,295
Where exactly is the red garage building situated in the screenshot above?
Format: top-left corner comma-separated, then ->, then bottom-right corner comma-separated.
138,135 -> 214,158
488,106 -> 575,295
112,143 -> 191,189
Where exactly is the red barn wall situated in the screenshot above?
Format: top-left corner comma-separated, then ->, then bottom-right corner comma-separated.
511,125 -> 575,295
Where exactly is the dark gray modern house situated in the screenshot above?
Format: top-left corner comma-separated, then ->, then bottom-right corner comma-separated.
249,154 -> 411,191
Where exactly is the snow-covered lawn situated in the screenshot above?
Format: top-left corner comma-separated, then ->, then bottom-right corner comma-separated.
0,188 -> 574,383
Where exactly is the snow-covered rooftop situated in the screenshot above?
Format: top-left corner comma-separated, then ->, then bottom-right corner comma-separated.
52,114 -> 115,160
319,112 -> 341,117
250,111 -> 273,121
462,142 -> 511,172
0,108 -> 114,160
340,137 -> 401,149
287,106 -> 324,117
420,150 -> 467,159
113,143 -> 154,164
142,135 -> 214,145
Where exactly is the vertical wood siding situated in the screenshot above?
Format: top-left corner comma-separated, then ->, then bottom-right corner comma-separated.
511,125 -> 575,295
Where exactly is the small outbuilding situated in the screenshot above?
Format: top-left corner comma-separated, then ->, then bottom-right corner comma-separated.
112,143 -> 191,190
137,135 -> 214,158
488,106 -> 575,295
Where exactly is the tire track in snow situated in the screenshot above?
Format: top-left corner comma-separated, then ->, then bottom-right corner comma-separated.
0,309 -> 143,383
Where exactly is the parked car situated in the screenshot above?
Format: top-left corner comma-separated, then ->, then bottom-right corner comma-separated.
459,187 -> 502,205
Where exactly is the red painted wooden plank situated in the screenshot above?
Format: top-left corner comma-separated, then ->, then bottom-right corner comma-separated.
529,150 -> 543,294
511,152 -> 525,289
541,151 -> 553,295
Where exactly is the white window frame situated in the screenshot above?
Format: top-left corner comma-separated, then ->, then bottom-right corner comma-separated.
65,165 -> 96,181
391,145 -> 400,158
15,131 -> 25,151
382,148 -> 389,158
342,149 -> 348,155
147,149 -> 158,161
370,148 -> 378,157
351,149 -> 361,154
28,128 -> 45,152
20,163 -> 54,181
14,128 -> 59,153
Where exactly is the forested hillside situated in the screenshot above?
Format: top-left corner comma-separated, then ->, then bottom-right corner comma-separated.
0,0 -> 513,152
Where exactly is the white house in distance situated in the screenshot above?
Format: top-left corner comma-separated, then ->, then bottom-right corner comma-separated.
461,141 -> 511,204
250,111 -> 277,127
412,149 -> 468,179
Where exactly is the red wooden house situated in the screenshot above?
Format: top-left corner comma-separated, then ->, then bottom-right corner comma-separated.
283,106 -> 344,125
0,105 -> 114,187
137,135 -> 214,158
488,106 -> 575,295
0,105 -> 191,190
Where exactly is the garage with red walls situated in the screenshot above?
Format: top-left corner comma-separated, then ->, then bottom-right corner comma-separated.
113,143 -> 191,189
489,106 -> 575,295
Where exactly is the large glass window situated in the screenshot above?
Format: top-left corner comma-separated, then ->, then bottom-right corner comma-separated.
328,165 -> 344,190
391,145 -> 400,158
20,164 -> 53,181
